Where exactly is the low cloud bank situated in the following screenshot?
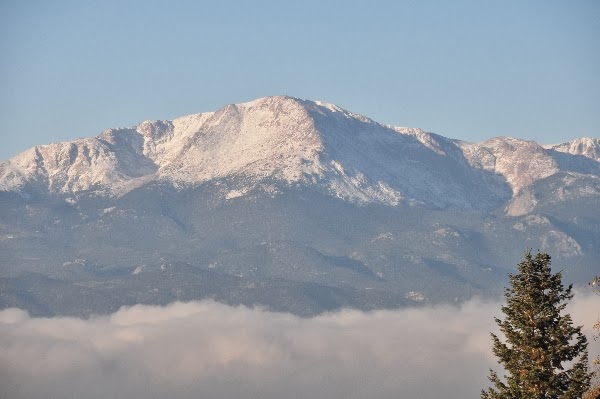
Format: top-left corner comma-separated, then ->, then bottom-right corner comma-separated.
1,293 -> 598,399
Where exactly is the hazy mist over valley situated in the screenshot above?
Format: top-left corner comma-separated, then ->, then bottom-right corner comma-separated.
1,294 -> 598,399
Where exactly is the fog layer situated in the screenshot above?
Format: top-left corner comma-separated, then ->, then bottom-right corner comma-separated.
1,294 -> 598,399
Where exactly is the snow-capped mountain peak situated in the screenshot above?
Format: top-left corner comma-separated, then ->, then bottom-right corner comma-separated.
545,137 -> 600,162
1,96 -> 598,213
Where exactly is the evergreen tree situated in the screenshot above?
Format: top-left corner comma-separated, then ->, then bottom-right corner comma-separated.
481,250 -> 591,399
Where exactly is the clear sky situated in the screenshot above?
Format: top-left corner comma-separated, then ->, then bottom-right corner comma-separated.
1,0 -> 599,160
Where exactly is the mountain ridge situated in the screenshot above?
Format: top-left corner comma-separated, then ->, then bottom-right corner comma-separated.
1,96 -> 598,215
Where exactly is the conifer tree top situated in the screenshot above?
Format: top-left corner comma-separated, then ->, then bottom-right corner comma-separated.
481,250 -> 591,399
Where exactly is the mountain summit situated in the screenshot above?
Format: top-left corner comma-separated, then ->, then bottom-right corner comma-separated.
2,96 -> 598,214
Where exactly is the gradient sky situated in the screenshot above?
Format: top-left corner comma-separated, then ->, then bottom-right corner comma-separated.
1,0 -> 599,160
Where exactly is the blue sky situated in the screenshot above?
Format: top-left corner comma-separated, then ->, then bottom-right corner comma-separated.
1,0 -> 599,160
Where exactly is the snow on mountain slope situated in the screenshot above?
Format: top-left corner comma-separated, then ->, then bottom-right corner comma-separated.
0,96 -> 598,211
505,171 -> 600,216
302,100 -> 510,208
545,137 -> 600,162
458,137 -> 559,194
157,97 -> 325,186
0,137 -> 157,195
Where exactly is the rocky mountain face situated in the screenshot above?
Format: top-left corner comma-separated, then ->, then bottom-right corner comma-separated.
2,96 -> 598,212
1,96 -> 598,316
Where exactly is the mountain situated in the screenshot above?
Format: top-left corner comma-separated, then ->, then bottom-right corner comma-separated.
2,96 -> 598,212
1,96 -> 599,316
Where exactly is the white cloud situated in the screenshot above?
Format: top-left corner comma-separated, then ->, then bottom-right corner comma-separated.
0,293 -> 598,399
